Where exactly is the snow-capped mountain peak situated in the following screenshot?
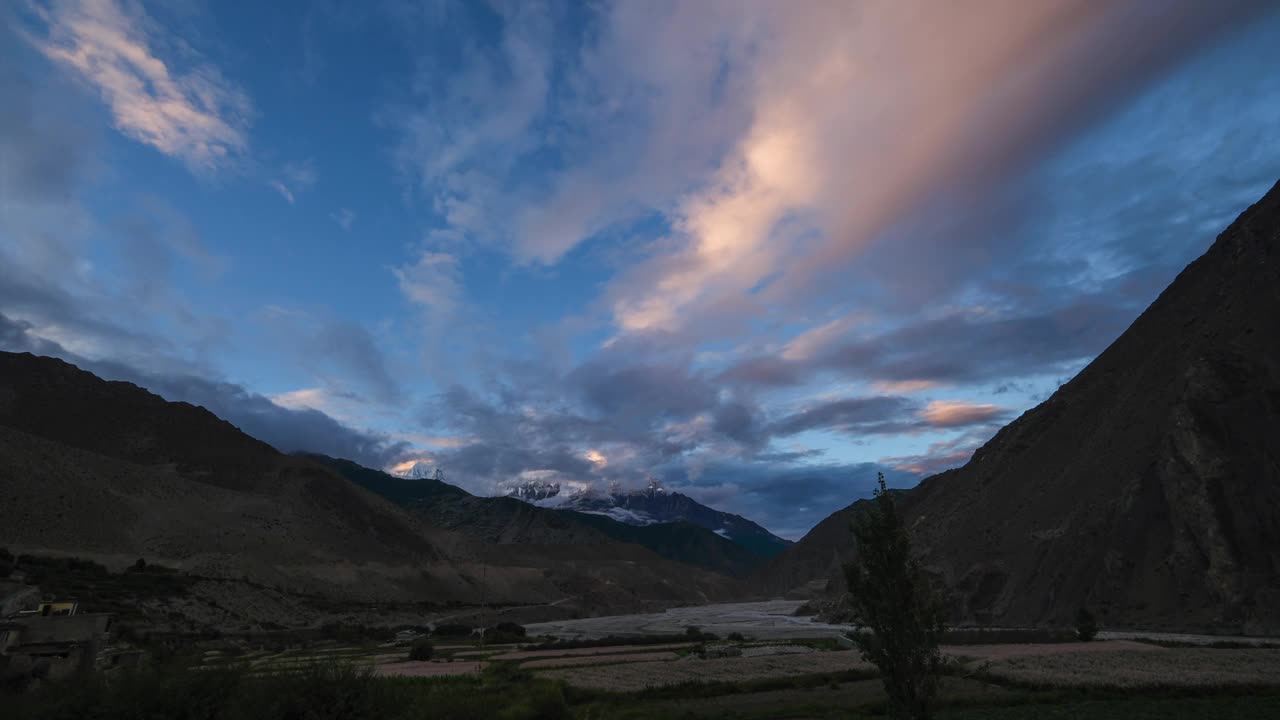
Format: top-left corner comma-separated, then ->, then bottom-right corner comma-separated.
501,478 -> 792,557
506,480 -> 562,502
396,460 -> 438,480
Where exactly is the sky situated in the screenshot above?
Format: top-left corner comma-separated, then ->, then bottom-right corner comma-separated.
2,0 -> 1279,539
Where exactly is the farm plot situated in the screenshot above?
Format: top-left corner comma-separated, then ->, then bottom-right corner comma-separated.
538,649 -> 874,691
520,651 -> 680,669
946,639 -> 1163,662
979,648 -> 1280,689
490,642 -> 694,661
373,660 -> 486,678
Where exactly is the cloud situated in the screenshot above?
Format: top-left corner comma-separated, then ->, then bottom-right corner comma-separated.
387,1 -> 554,247
603,1 -> 1267,335
393,250 -> 462,326
720,292 -> 1139,394
770,396 -> 916,438
918,401 -> 1008,429
258,307 -> 403,406
25,0 -> 252,172
331,207 -> 355,231
270,160 -> 317,204
768,396 -> 1010,438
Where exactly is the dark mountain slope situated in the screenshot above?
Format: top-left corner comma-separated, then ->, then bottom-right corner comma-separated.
0,353 -> 744,615
765,179 -> 1280,634
0,352 -> 463,601
314,456 -> 766,577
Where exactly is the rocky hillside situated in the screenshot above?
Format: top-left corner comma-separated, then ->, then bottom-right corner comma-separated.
765,179 -> 1280,635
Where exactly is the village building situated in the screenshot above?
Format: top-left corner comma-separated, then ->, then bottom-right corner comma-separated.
1,599 -> 117,684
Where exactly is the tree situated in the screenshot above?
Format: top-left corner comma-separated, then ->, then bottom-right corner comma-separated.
843,473 -> 946,719
1075,607 -> 1098,641
408,639 -> 434,661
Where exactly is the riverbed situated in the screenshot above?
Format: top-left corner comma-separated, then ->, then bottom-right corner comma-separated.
525,599 -> 850,640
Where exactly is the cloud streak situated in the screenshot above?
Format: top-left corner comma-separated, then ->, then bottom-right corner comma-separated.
26,0 -> 251,171
607,0 -> 1267,335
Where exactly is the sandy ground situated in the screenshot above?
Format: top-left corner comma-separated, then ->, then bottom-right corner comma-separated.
527,600 -> 1280,645
373,660 -> 486,677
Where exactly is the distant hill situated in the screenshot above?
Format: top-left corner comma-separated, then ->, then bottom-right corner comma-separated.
0,351 -> 460,603
314,456 -> 768,578
764,179 -> 1280,635
0,352 -> 743,621
502,478 -> 793,558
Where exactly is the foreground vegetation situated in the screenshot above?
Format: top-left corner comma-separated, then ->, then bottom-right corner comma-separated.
5,663 -> 569,720
6,648 -> 1279,720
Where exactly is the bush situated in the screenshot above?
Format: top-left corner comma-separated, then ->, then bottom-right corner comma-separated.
492,622 -> 527,638
726,632 -> 746,642
1075,607 -> 1098,641
5,662 -> 572,720
432,623 -> 474,638
408,640 -> 434,661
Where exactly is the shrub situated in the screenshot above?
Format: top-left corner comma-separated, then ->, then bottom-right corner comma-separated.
5,662 -> 571,720
843,472 -> 945,719
492,621 -> 527,637
432,623 -> 474,638
1075,607 -> 1098,642
727,632 -> 746,642
408,640 -> 434,661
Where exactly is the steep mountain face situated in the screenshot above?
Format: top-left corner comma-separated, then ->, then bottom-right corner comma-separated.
0,353 -> 743,617
318,457 -> 765,578
504,479 -> 793,558
765,179 -> 1280,635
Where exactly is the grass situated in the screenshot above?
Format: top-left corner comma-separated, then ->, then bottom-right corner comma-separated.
941,627 -> 1079,645
6,655 -> 1279,720
972,649 -> 1280,690
4,662 -> 571,720
937,693 -> 1280,719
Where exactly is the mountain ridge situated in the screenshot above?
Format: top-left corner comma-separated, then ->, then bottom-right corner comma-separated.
764,178 -> 1280,634
501,478 -> 793,558
314,455 -> 768,577
0,351 -> 745,621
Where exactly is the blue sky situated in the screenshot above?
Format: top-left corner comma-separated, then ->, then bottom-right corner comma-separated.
3,0 -> 1279,538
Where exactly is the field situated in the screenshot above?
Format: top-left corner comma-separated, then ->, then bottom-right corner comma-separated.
7,625 -> 1280,719
540,649 -> 875,691
976,648 -> 1280,689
